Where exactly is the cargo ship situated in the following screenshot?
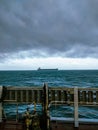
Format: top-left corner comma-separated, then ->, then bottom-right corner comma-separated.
37,67 -> 58,71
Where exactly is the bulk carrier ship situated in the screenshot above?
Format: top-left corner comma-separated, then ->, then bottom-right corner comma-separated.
37,67 -> 58,71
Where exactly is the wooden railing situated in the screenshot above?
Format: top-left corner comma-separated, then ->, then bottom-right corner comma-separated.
1,86 -> 98,105
4,87 -> 43,103
0,84 -> 98,128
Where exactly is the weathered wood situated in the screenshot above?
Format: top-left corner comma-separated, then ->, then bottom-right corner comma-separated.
43,83 -> 50,130
15,90 -> 17,102
51,90 -> 55,101
1,85 -> 98,130
2,86 -> 98,105
17,90 -> 21,102
88,91 -> 93,102
57,90 -> 61,101
20,90 -> 23,102
96,91 -> 98,103
82,91 -> 86,102
74,87 -> 79,128
78,91 -> 81,102
63,91 -> 67,102
0,86 -> 3,122
38,90 -> 43,103
0,103 -> 2,123
1,85 -> 98,129
23,90 -> 26,102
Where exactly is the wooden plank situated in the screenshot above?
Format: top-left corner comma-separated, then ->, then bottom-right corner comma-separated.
57,90 -> 61,101
63,91 -> 67,101
0,86 -> 3,121
38,90 -> 43,103
15,90 -> 17,101
17,90 -> 21,102
32,90 -> 34,102
26,90 -> 29,102
28,90 -> 32,102
0,103 -> 2,122
78,91 -> 81,102
51,90 -> 55,101
20,90 -> 23,102
23,90 -> 26,102
82,91 -> 86,102
11,90 -> 15,100
74,87 -> 79,128
70,90 -> 74,102
33,90 -> 37,103
96,91 -> 98,103
88,91 -> 93,103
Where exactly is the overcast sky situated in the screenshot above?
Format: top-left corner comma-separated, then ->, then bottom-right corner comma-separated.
0,0 -> 98,70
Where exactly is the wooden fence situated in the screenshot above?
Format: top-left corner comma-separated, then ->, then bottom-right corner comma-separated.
2,86 -> 98,105
0,84 -> 98,128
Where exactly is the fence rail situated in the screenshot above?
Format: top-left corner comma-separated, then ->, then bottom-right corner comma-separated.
1,86 -> 98,104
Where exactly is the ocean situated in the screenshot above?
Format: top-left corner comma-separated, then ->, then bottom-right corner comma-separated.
0,70 -> 98,119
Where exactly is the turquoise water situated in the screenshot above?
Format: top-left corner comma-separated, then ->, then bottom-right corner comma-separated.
0,70 -> 98,119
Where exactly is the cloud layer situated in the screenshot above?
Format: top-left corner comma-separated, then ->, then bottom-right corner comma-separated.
0,0 -> 98,60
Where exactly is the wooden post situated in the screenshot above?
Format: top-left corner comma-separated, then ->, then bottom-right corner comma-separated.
0,103 -> 2,122
15,90 -> 17,102
96,91 -> 98,103
74,87 -> 79,128
16,103 -> 18,122
0,86 -> 3,122
51,90 -> 55,101
88,91 -> 93,103
82,91 -> 86,102
26,90 -> 29,103
63,91 -> 67,101
78,91 -> 81,102
43,83 -> 50,130
43,83 -> 48,110
21,90 -> 23,102
57,90 -> 61,101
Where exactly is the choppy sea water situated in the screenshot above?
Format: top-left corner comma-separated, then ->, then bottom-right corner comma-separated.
0,70 -> 98,120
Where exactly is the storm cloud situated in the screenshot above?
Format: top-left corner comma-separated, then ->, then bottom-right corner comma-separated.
0,0 -> 98,59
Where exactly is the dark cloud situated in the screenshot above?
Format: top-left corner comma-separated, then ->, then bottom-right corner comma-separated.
0,0 -> 98,60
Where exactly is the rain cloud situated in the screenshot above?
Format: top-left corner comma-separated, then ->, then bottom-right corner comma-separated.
0,0 -> 98,60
